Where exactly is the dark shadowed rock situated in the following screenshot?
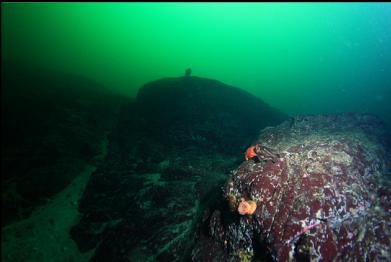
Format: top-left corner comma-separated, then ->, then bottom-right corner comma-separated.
136,76 -> 287,154
1,63 -> 125,226
70,76 -> 288,261
194,113 -> 391,261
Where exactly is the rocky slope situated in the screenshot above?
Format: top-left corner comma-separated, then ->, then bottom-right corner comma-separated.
2,63 -> 125,226
70,75 -> 288,261
194,114 -> 391,261
136,76 -> 287,154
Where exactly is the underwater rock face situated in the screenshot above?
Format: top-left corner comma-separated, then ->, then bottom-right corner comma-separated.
71,76 -> 288,261
136,76 -> 287,154
1,63 -> 124,226
70,103 -> 239,261
194,114 -> 391,261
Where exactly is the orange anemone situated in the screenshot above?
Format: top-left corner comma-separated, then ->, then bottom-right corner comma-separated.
238,199 -> 257,215
245,145 -> 257,160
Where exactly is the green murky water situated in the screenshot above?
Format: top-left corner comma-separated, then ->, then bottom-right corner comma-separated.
2,3 -> 391,126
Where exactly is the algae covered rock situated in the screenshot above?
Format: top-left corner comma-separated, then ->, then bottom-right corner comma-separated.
194,113 -> 391,261
70,76 -> 288,261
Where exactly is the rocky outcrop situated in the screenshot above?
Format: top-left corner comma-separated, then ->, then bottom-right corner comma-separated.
1,63 -> 125,226
70,76 -> 288,261
194,113 -> 391,261
136,76 -> 287,154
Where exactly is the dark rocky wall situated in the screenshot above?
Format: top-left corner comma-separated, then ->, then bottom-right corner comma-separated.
1,63 -> 125,226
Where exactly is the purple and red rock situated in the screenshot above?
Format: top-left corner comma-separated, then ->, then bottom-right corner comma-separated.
195,114 -> 391,261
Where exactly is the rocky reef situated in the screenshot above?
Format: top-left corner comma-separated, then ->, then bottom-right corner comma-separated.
136,76 -> 287,154
194,114 -> 391,261
70,76 -> 288,261
1,63 -> 125,226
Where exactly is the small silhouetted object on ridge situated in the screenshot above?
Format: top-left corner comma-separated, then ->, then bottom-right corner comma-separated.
185,68 -> 192,77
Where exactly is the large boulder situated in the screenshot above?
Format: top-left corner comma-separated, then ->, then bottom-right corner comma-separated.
136,76 -> 287,154
1,63 -> 125,226
194,113 -> 391,261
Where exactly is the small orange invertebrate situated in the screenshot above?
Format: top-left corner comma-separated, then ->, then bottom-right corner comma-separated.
245,145 -> 258,161
237,198 -> 257,215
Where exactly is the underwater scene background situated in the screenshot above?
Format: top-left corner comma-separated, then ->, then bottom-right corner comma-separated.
2,2 -> 391,262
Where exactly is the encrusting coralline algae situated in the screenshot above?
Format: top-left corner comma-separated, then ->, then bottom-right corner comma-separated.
194,114 -> 391,262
